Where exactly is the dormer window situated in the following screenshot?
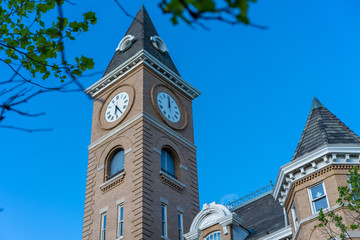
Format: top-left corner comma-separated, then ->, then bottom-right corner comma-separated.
150,36 -> 168,53
108,149 -> 125,179
116,35 -> 135,52
161,149 -> 175,178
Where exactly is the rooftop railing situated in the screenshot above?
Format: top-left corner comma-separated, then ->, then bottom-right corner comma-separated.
224,181 -> 274,209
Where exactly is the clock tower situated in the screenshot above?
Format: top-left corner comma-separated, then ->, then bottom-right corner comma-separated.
82,6 -> 200,240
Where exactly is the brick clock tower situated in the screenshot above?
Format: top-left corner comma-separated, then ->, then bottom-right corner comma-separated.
82,6 -> 200,240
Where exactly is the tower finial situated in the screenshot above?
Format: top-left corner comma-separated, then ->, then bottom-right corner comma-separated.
310,97 -> 325,111
140,4 -> 146,11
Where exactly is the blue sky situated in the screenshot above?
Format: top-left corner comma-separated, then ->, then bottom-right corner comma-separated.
1,1 -> 360,239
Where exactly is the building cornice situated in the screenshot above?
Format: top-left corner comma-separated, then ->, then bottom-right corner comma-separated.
85,49 -> 201,100
273,145 -> 360,206
88,111 -> 197,151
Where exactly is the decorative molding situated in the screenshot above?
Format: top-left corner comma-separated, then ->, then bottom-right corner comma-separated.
88,112 -> 197,151
180,164 -> 188,171
116,197 -> 125,205
97,165 -> 104,171
257,226 -> 292,240
160,196 -> 169,205
273,145 -> 360,206
153,147 -> 161,155
184,202 -> 247,240
177,205 -> 184,213
124,148 -> 132,155
99,171 -> 125,193
85,49 -> 200,100
99,206 -> 108,214
159,170 -> 185,193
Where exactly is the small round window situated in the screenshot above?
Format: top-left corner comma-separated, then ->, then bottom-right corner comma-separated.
150,36 -> 168,53
116,35 -> 135,52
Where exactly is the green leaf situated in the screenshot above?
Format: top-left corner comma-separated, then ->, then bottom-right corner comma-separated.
4,59 -> 11,64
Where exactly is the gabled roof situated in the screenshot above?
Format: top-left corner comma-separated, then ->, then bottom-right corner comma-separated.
232,192 -> 287,239
103,5 -> 179,77
292,97 -> 360,161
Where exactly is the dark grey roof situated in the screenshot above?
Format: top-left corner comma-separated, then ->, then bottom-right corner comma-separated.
232,192 -> 287,239
103,6 -> 179,77
292,98 -> 360,161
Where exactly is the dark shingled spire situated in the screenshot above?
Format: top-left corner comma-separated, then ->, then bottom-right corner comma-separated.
292,98 -> 360,161
102,6 -> 179,77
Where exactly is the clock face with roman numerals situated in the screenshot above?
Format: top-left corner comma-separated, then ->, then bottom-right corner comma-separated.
105,92 -> 129,122
157,92 -> 180,123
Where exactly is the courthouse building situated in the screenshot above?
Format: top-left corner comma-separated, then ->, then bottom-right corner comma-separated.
82,6 -> 360,240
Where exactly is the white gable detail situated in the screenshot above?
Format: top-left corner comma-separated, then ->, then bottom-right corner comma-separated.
184,202 -> 248,240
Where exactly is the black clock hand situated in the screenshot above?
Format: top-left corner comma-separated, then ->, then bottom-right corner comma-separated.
167,96 -> 171,112
115,105 -> 123,114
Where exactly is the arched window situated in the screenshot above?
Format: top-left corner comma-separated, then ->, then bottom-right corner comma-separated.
161,149 -> 175,178
109,149 -> 125,178
205,231 -> 221,240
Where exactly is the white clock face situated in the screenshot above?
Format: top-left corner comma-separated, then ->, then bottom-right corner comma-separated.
157,92 -> 180,123
105,92 -> 129,122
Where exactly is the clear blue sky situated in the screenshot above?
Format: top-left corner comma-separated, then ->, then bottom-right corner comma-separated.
1,1 -> 360,239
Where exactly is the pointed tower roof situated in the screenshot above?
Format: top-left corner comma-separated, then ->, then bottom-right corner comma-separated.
292,97 -> 360,161
103,6 -> 179,77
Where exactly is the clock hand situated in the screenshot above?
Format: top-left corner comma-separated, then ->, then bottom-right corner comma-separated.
115,105 -> 123,114
167,96 -> 171,112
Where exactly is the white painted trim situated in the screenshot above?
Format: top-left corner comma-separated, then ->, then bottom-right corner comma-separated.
307,181 -> 330,214
124,148 -> 132,155
116,197 -> 125,205
160,196 -> 168,205
153,147 -> 161,155
273,145 -> 360,204
85,49 -> 200,99
177,205 -> 184,213
99,206 -> 108,214
88,112 -> 197,151
143,112 -> 196,150
180,164 -> 188,171
257,226 -> 292,240
89,112 -> 143,150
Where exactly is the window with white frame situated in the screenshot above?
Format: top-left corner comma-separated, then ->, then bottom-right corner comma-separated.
117,204 -> 124,238
161,204 -> 167,238
291,202 -> 299,231
178,212 -> 183,240
347,175 -> 359,200
308,182 -> 329,213
100,212 -> 107,240
205,231 -> 221,240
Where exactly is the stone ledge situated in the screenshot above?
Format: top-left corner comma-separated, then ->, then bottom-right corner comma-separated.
159,170 -> 185,193
99,171 -> 125,193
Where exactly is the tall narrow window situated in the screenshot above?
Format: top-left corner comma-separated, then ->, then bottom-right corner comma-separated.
161,204 -> 167,238
109,149 -> 125,178
178,212 -> 183,240
100,212 -> 107,240
308,182 -> 329,213
161,149 -> 175,178
117,204 -> 124,238
291,203 -> 299,231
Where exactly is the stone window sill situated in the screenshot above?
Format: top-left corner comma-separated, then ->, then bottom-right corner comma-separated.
99,171 -> 126,193
159,170 -> 185,193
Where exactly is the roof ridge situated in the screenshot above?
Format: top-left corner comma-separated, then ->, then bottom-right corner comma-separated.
291,99 -> 360,161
